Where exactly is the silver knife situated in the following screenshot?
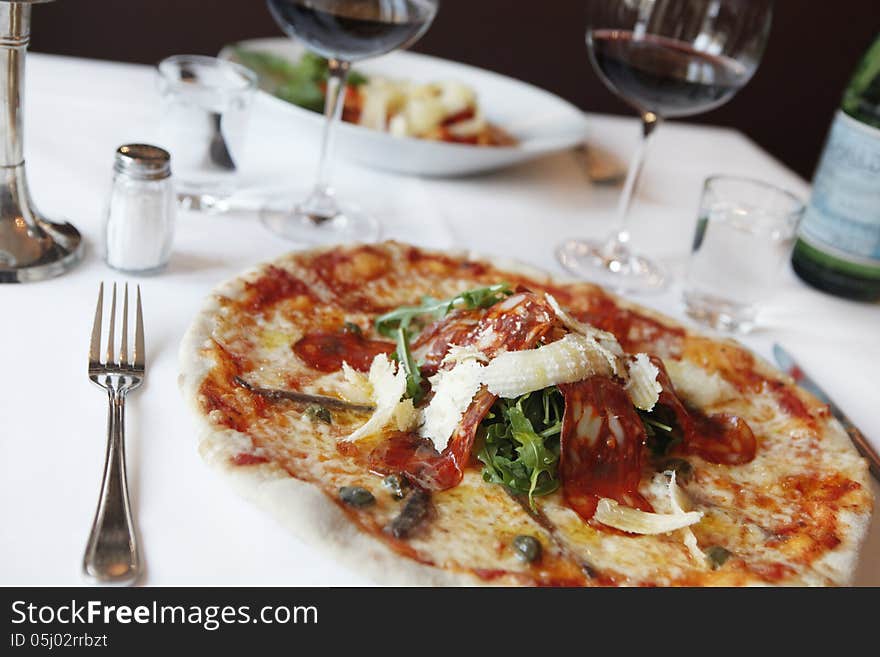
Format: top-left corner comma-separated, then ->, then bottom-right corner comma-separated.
773,343 -> 880,481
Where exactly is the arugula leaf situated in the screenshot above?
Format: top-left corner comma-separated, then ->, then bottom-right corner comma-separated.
375,283 -> 513,338
477,388 -> 563,508
638,408 -> 683,457
394,327 -> 425,405
508,406 -> 559,501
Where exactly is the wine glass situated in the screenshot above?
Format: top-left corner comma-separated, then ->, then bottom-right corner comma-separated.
262,0 -> 439,243
557,0 -> 773,292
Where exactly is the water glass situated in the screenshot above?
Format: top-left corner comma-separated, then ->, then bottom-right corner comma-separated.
683,176 -> 804,333
157,55 -> 257,209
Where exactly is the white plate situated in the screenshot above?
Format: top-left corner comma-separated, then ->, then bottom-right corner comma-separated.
221,37 -> 588,177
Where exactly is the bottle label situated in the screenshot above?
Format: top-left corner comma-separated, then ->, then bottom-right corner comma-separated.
799,110 -> 880,269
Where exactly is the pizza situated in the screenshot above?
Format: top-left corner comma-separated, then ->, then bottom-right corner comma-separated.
179,241 -> 873,586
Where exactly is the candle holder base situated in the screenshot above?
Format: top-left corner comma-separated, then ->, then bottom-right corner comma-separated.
0,163 -> 83,283
0,1 -> 83,283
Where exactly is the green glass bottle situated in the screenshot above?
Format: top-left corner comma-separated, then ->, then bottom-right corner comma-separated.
791,35 -> 880,301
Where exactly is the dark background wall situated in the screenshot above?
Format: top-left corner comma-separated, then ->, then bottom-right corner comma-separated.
29,0 -> 879,179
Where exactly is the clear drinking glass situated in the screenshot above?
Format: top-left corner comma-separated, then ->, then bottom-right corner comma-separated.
261,0 -> 439,244
683,176 -> 804,333
157,55 -> 257,210
558,0 -> 773,293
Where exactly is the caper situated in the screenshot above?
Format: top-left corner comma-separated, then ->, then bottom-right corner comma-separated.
305,403 -> 332,424
512,535 -> 542,563
386,490 -> 431,539
705,545 -> 732,570
339,486 -> 375,508
382,474 -> 408,500
342,321 -> 363,336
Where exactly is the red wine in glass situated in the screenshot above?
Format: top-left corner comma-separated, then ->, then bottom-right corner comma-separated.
589,30 -> 750,117
262,0 -> 438,244
267,0 -> 435,61
557,0 -> 772,293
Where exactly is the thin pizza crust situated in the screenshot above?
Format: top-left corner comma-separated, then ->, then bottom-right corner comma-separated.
179,243 -> 872,586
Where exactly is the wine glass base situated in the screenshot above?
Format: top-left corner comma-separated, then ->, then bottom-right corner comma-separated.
557,238 -> 666,294
260,196 -> 380,245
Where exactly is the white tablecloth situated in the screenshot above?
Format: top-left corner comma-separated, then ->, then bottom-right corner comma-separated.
2,53 -> 878,586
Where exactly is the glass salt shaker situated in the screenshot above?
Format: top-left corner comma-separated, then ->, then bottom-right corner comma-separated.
104,144 -> 176,273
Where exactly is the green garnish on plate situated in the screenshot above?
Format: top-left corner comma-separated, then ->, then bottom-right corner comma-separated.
233,48 -> 367,113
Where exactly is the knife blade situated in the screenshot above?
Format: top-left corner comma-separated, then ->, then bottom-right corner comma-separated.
773,343 -> 880,481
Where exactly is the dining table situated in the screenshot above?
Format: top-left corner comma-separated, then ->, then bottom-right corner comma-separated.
2,52 -> 878,586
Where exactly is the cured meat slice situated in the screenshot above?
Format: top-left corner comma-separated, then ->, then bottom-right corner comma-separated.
559,377 -> 651,521
411,309 -> 482,376
650,356 -> 756,465
413,292 -> 555,375
370,390 -> 497,490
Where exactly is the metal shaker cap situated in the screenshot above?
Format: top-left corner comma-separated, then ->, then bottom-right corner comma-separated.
114,144 -> 171,181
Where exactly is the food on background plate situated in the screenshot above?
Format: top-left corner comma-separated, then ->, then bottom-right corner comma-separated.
180,242 -> 872,586
233,49 -> 517,146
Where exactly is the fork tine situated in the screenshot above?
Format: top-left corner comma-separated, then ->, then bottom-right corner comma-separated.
120,283 -> 129,366
89,282 -> 104,366
134,285 -> 145,369
106,282 -> 117,366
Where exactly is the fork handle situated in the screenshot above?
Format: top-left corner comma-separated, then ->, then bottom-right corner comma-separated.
83,390 -> 141,584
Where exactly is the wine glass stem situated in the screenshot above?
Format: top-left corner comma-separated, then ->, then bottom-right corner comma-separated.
312,58 -> 351,198
604,111 -> 661,258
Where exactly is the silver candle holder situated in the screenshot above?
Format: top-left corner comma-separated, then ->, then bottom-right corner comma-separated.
0,0 -> 82,283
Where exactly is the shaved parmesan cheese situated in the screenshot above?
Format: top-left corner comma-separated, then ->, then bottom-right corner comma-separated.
482,333 -> 614,399
545,294 -> 626,376
593,497 -> 703,535
441,344 -> 488,366
342,354 -> 408,442
625,353 -> 662,411
667,471 -> 706,563
339,362 -> 373,405
419,359 -> 484,451
393,398 -> 420,433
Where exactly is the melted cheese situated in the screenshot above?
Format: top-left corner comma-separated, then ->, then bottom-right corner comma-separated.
665,358 -> 737,408
667,472 -> 706,564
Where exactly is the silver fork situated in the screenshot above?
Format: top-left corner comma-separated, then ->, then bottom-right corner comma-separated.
83,282 -> 145,585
